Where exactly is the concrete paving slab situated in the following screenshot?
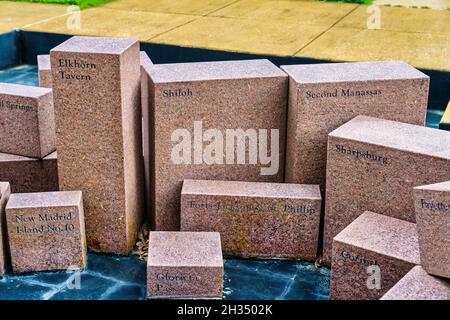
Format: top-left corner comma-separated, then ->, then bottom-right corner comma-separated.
23,8 -> 198,40
374,0 -> 450,10
298,26 -> 450,71
150,16 -> 329,56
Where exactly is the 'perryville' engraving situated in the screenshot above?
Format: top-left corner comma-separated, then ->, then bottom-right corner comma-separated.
420,199 -> 450,213
335,144 -> 390,165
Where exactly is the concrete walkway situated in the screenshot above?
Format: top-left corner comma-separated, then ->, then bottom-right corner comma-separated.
1,0 -> 449,71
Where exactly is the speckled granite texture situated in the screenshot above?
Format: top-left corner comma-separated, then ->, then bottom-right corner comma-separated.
0,182 -> 10,278
381,266 -> 450,300
282,61 -> 429,191
50,36 -> 145,255
331,211 -> 420,300
414,181 -> 450,279
6,191 -> 86,274
0,82 -> 56,158
0,151 -> 58,193
324,115 -> 450,264
181,179 -> 321,260
147,231 -> 224,299
143,59 -> 288,231
37,55 -> 52,88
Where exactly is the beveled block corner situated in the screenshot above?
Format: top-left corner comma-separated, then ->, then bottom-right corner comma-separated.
330,211 -> 420,300
147,231 -> 224,299
6,191 -> 86,274
180,179 -> 321,260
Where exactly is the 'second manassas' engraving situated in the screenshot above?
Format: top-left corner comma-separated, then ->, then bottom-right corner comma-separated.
305,88 -> 382,100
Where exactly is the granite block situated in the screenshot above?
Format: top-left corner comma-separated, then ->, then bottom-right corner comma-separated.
180,179 -> 321,259
0,82 -> 56,158
6,191 -> 86,274
413,181 -> 450,279
50,36 -> 145,254
330,211 -> 420,300
324,115 -> 450,264
281,61 -> 429,190
147,231 -> 224,299
0,151 -> 58,193
37,55 -> 52,88
381,266 -> 450,300
0,181 -> 10,277
143,59 -> 288,230
439,101 -> 450,131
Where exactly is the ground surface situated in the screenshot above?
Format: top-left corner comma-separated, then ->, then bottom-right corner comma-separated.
0,0 -> 449,71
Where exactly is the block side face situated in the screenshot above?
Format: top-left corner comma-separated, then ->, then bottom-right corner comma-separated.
180,192 -> 321,259
141,67 -> 151,223
330,240 -> 416,300
285,78 -> 429,188
284,77 -> 300,183
152,76 -> 287,231
147,265 -> 224,299
37,92 -> 57,158
120,42 -> 145,253
0,182 -> 11,277
6,204 -> 86,274
323,134 -> 450,264
413,187 -> 450,278
51,48 -> 128,254
38,55 -> 53,88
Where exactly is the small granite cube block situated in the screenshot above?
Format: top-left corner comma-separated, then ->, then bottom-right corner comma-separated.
180,179 -> 321,260
0,182 -> 11,277
0,83 -> 56,158
6,191 -> 86,274
143,59 -> 288,230
381,266 -> 450,300
147,231 -> 224,299
0,151 -> 58,193
37,55 -> 52,88
414,181 -> 450,278
281,61 -> 428,189
324,115 -> 450,264
331,211 -> 420,300
439,101 -> 450,131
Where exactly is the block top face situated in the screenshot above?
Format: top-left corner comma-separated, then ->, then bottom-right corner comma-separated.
281,60 -> 428,84
415,180 -> 450,192
0,82 -> 51,98
37,55 -> 50,70
182,179 -> 321,200
148,232 -> 223,268
149,59 -> 287,84
50,36 -> 138,55
334,211 -> 420,264
329,115 -> 450,159
6,191 -> 82,209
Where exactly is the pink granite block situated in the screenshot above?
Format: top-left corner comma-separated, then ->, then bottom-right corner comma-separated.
413,181 -> 450,279
143,59 -> 288,230
0,151 -> 58,193
147,231 -> 223,299
281,61 -> 429,190
0,83 -> 56,158
180,179 -> 321,260
6,191 -> 86,274
37,55 -> 52,88
0,182 -> 11,277
381,266 -> 450,300
50,36 -> 145,254
330,211 -> 420,300
324,115 -> 450,265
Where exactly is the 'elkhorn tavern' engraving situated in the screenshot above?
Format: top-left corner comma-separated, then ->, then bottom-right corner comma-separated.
57,59 -> 96,81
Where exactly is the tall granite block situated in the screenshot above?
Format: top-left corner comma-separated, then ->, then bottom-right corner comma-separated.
0,151 -> 58,193
0,83 -> 56,158
50,36 -> 145,254
439,101 -> 450,131
324,115 -> 450,264
143,59 -> 288,230
147,231 -> 224,299
0,182 -> 10,277
281,61 -> 429,189
6,191 -> 86,274
37,55 -> 52,88
331,211 -> 420,300
413,181 -> 450,278
180,179 -> 321,260
381,266 -> 450,300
